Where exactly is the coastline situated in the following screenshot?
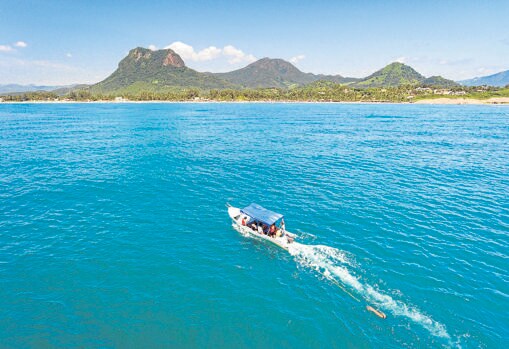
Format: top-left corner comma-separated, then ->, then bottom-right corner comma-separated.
414,97 -> 509,105
0,100 -> 400,105
1,98 -> 509,105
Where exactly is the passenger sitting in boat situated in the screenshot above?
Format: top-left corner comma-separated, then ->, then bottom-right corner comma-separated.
250,222 -> 258,231
241,217 -> 247,226
269,224 -> 276,237
262,224 -> 268,235
257,224 -> 263,234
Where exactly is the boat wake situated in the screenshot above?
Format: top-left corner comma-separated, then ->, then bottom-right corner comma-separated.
287,242 -> 452,341
293,230 -> 318,242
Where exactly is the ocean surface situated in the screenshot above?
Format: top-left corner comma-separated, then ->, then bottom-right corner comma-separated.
1,102 -> 508,348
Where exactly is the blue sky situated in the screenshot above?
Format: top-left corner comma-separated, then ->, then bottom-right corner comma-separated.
1,0 -> 508,85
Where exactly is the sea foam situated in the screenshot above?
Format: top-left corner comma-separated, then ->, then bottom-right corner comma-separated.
288,242 -> 452,341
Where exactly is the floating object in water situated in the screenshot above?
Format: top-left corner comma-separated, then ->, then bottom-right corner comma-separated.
366,305 -> 387,319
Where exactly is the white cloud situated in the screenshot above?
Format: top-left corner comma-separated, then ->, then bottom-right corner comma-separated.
165,41 -> 256,65
0,45 -> 14,52
289,54 -> 305,64
166,41 -> 195,59
66,52 -> 72,58
148,44 -> 157,51
222,45 -> 256,64
166,41 -> 222,61
0,41 -> 28,53
199,45 -> 223,60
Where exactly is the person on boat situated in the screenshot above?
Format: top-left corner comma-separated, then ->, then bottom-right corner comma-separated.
269,224 -> 276,237
241,216 -> 247,226
257,224 -> 263,235
281,219 -> 285,233
250,222 -> 258,231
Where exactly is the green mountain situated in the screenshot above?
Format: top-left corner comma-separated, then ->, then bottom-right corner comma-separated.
88,48 -> 456,94
354,62 -> 424,88
353,62 -> 457,88
91,49 -> 356,93
90,47 -> 234,94
421,76 -> 458,87
214,58 -> 355,88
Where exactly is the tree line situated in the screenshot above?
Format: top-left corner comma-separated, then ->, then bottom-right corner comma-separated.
2,83 -> 508,102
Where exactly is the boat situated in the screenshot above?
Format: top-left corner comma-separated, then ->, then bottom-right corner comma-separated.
227,203 -> 297,250
228,203 -> 388,320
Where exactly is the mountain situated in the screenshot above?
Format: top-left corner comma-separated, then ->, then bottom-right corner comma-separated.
90,47 -> 235,93
79,47 -> 459,94
421,76 -> 459,87
214,58 -> 355,88
459,70 -> 509,87
0,84 -> 70,94
353,62 -> 457,88
354,62 -> 424,88
90,49 -> 357,93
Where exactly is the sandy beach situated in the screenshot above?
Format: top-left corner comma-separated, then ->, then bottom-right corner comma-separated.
415,97 -> 509,105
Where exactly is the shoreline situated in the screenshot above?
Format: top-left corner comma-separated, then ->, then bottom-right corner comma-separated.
413,97 -> 509,105
1,97 -> 509,105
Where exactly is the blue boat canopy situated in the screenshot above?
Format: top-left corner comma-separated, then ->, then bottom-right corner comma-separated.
241,203 -> 283,226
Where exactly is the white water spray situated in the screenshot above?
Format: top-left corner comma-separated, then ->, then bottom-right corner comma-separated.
287,242 -> 451,340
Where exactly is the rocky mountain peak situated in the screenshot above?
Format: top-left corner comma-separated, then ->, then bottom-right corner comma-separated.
124,47 -> 185,68
163,51 -> 185,67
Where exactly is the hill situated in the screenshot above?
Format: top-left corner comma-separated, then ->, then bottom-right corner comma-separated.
72,48 -> 459,94
90,47 -> 235,94
90,49 -> 356,93
353,62 -> 457,88
421,76 -> 459,87
354,62 -> 424,88
213,58 -> 355,88
459,70 -> 509,87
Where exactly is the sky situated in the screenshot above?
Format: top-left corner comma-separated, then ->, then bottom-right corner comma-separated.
1,0 -> 508,85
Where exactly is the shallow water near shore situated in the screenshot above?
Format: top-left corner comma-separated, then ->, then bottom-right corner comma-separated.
1,103 -> 508,348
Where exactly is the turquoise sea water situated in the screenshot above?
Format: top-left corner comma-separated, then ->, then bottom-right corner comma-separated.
1,103 -> 508,348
